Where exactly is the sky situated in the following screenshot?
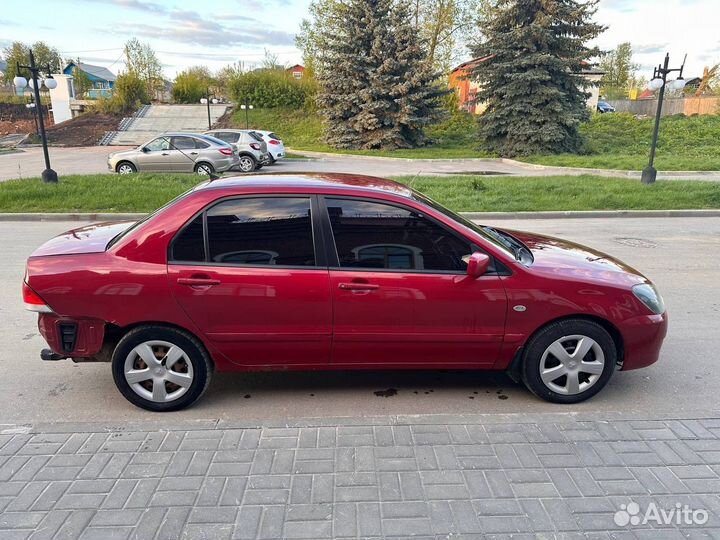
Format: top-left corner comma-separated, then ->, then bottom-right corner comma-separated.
1,0 -> 718,80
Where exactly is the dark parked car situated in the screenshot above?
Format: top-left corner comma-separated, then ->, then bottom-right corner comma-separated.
24,174 -> 667,411
597,100 -> 616,113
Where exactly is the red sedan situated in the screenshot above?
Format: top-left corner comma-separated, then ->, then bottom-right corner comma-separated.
23,174 -> 668,411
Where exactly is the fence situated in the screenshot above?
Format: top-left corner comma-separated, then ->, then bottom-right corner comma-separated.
607,96 -> 719,116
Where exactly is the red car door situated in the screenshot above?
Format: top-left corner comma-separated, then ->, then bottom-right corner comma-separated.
168,196 -> 332,368
323,197 -> 508,367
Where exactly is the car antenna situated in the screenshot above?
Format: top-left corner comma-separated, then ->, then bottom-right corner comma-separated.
406,170 -> 423,189
162,134 -> 222,181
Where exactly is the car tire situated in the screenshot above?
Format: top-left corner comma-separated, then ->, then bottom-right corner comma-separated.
111,325 -> 213,412
237,155 -> 256,173
194,162 -> 215,176
116,161 -> 137,174
521,319 -> 616,404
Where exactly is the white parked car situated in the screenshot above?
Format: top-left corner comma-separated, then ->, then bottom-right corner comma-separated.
254,131 -> 286,164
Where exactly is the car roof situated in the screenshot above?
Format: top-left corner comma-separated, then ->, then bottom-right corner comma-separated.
195,173 -> 414,198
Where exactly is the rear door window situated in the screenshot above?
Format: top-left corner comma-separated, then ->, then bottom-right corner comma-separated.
170,197 -> 318,268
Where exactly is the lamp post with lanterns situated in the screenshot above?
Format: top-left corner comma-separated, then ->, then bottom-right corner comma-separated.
642,53 -> 687,184
240,99 -> 254,130
13,49 -> 58,183
200,88 -> 219,130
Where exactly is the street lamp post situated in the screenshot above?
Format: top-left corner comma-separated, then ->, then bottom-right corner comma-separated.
14,49 -> 58,183
200,88 -> 219,130
240,98 -> 254,130
641,53 -> 687,184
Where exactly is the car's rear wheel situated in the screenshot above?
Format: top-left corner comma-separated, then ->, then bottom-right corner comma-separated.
521,319 -> 616,403
237,155 -> 256,173
116,161 -> 136,174
194,162 -> 215,176
111,326 -> 212,412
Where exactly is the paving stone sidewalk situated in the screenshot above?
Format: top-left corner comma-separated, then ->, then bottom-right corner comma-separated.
1,414 -> 719,539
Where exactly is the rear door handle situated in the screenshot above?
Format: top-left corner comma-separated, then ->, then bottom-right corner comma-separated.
338,282 -> 379,291
161,152 -> 169,156
177,277 -> 221,286
190,152 -> 198,155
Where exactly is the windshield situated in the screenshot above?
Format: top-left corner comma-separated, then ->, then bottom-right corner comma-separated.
410,188 -> 533,265
106,185 -> 204,249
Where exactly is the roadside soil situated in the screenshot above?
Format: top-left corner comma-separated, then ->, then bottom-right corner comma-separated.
213,106 -> 236,129
44,112 -> 123,146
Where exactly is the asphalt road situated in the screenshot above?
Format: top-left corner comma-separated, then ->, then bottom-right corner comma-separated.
4,146 -> 720,181
1,217 -> 719,426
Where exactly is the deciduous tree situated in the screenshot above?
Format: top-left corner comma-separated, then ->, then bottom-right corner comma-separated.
124,38 -> 164,98
2,41 -> 62,81
600,42 -> 639,99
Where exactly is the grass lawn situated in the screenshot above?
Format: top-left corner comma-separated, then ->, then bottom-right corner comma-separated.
1,173 -> 719,213
233,107 -> 486,159
231,107 -> 720,170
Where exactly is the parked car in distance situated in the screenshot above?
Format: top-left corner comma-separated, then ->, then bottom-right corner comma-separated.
253,130 -> 286,163
597,100 -> 616,113
24,174 -> 667,412
108,133 -> 237,176
204,129 -> 270,172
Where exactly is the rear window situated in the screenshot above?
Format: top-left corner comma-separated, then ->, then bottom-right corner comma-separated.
248,132 -> 264,142
197,134 -> 232,148
268,132 -> 280,141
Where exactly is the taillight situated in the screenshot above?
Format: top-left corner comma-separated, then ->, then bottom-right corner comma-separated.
219,148 -> 233,156
268,139 -> 281,145
250,143 -> 261,150
23,281 -> 53,313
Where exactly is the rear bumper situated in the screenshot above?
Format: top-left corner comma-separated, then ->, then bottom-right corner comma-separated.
214,157 -> 237,172
38,313 -> 106,358
618,311 -> 668,370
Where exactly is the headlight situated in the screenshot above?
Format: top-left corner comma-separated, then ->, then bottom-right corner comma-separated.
632,283 -> 665,314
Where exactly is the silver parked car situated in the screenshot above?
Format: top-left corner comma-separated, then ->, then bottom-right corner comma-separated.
204,129 -> 270,172
108,133 -> 238,176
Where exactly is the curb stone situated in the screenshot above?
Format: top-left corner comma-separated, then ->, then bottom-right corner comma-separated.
2,209 -> 720,222
4,409 -> 720,434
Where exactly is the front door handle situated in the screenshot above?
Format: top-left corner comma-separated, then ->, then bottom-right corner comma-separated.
338,282 -> 379,291
190,152 -> 198,155
161,152 -> 169,156
177,277 -> 221,287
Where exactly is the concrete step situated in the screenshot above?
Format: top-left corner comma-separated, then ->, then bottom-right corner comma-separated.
105,104 -> 229,146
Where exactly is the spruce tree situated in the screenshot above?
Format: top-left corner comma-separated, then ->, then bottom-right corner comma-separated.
470,0 -> 604,156
315,0 -> 446,149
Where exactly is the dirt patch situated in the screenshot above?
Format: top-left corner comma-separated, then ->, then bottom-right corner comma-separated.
45,112 -> 123,146
212,106 -> 236,129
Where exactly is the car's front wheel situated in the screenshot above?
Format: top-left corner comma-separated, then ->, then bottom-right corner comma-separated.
116,161 -> 136,174
521,319 -> 616,403
111,326 -> 212,412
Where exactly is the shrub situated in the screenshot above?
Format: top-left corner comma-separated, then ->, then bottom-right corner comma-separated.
173,67 -> 211,104
91,71 -> 149,115
228,69 -> 316,109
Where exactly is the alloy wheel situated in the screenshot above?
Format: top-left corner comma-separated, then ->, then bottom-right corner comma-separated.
117,163 -> 135,174
196,164 -> 213,176
539,335 -> 605,395
123,340 -> 194,403
238,156 -> 254,172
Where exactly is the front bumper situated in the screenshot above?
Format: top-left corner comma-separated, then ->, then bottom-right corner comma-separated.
617,311 -> 668,370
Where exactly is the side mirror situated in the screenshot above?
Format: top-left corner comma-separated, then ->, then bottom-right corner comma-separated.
141,146 -> 149,153
466,252 -> 490,278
